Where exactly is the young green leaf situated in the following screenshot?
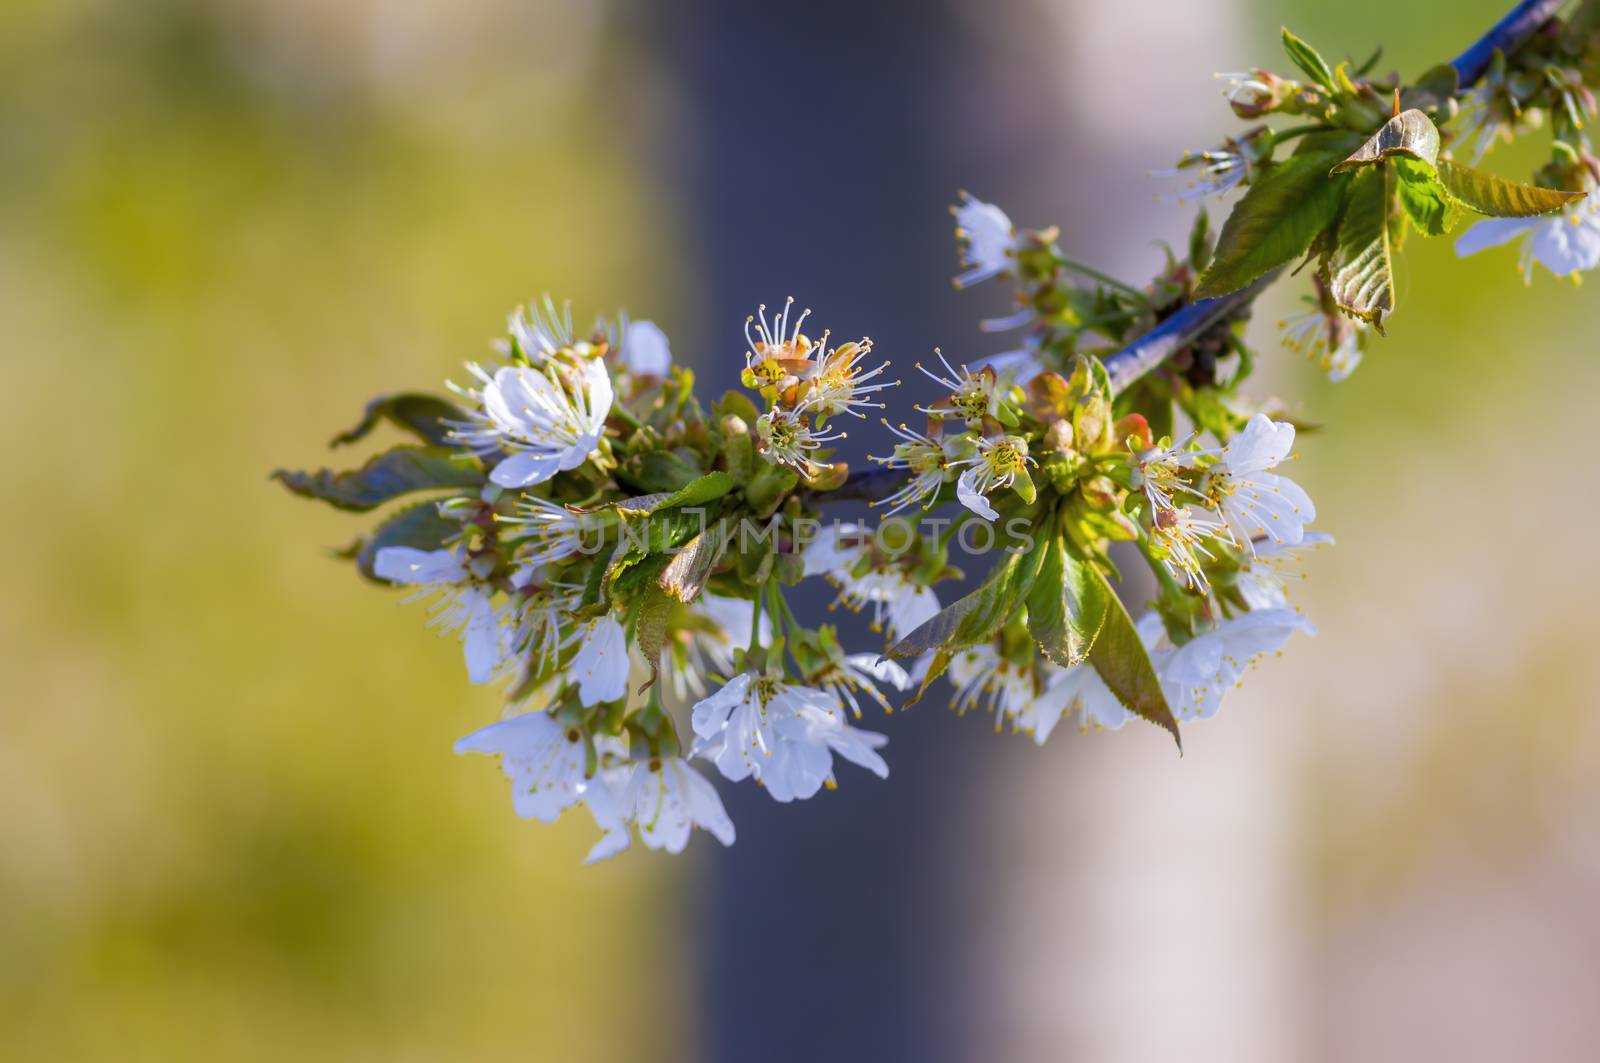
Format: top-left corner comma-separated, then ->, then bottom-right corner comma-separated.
1085,567 -> 1179,749
1331,109 -> 1441,172
1393,156 -> 1464,236
272,445 -> 484,512
329,393 -> 465,449
1280,27 -> 1335,87
1327,166 -> 1395,330
1026,534 -> 1110,668
1195,148 -> 1351,298
613,471 -> 736,517
1435,158 -> 1584,217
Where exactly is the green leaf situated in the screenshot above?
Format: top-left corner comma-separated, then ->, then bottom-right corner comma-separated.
272,445 -> 484,512
1025,534 -> 1110,668
1195,148 -> 1351,298
889,531 -> 1046,660
330,393 -> 465,449
614,471 -> 736,517
353,500 -> 460,581
632,585 -> 674,692
1435,159 -> 1584,217
615,449 -> 703,494
1086,568 -> 1180,749
1326,166 -> 1395,330
1393,156 -> 1464,236
1280,27 -> 1335,87
1331,109 -> 1440,173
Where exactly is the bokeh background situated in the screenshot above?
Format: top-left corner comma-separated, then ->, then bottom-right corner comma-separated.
4,1 -> 1599,1060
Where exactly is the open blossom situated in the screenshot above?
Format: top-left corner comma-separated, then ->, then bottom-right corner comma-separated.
951,192 -> 1020,288
454,710 -> 595,823
571,614 -> 629,707
802,523 -> 940,639
916,350 -> 1002,427
744,298 -> 819,400
953,434 -> 1034,522
1151,506 -> 1228,591
1197,414 -> 1316,552
499,295 -> 575,365
1130,437 -> 1196,513
1148,607 -> 1316,721
868,421 -> 951,516
583,756 -> 735,862
1016,661 -> 1131,742
946,645 -> 1031,720
375,546 -> 504,684
1278,308 -> 1364,382
1455,192 -> 1600,283
690,673 -> 889,803
499,496 -> 592,573
1153,143 -> 1251,203
1234,532 -> 1334,610
802,338 -> 896,421
455,358 -> 614,488
755,407 -> 845,473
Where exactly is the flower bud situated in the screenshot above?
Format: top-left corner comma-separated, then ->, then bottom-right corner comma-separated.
719,414 -> 754,483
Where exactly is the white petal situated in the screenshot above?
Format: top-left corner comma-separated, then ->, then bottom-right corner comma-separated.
574,615 -> 629,706
1454,216 -> 1538,258
374,546 -> 465,585
956,468 -> 999,521
461,590 -> 502,684
577,357 -> 614,434
489,450 -> 564,488
691,673 -> 753,740
621,320 -> 673,376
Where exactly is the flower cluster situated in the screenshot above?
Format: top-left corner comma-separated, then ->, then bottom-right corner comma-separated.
276,2 -> 1600,864
742,298 -> 895,481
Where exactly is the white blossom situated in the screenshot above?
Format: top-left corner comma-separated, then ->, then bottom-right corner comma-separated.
582,756 -> 735,862
867,421 -> 950,516
802,338 -> 896,421
374,546 -> 504,684
454,710 -> 592,823
952,192 -> 1020,288
1455,193 -> 1600,283
1151,606 -> 1316,721
499,496 -> 592,572
1197,414 -> 1316,552
1015,660 -> 1131,742
1278,309 -> 1365,382
946,645 -> 1034,724
500,296 -> 575,365
952,435 -> 1033,522
690,673 -> 889,803
754,407 -> 845,473
1151,505 -> 1229,591
456,359 -> 613,488
1152,146 -> 1248,203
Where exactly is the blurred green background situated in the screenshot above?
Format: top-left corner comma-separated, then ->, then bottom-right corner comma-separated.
3,0 -> 1598,1060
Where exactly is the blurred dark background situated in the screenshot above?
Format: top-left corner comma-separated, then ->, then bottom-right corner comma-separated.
4,1 -> 1600,1061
